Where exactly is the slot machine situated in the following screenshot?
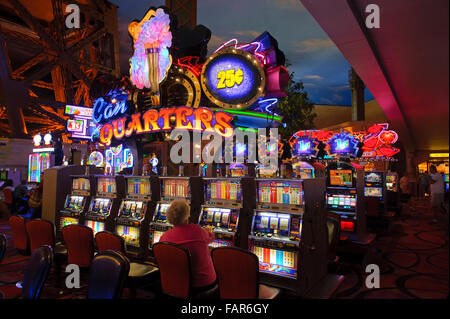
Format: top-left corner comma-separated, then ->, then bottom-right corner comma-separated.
115,176 -> 160,257
148,176 -> 203,249
58,175 -> 94,238
248,176 -> 330,296
385,171 -> 400,212
292,161 -> 315,179
84,175 -> 125,234
326,162 -> 371,243
198,171 -> 255,249
364,171 -> 387,213
444,174 -> 449,193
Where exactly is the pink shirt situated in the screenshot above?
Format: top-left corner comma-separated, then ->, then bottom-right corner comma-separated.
160,224 -> 216,288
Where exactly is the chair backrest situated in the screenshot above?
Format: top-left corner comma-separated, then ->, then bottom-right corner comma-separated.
95,231 -> 126,253
326,212 -> 341,261
9,215 -> 29,252
63,224 -> 94,268
87,250 -> 130,299
0,233 -> 6,263
153,242 -> 191,299
211,247 -> 259,299
22,245 -> 53,299
365,197 -> 381,217
26,219 -> 55,252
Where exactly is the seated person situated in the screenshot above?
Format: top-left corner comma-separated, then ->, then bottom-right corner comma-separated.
160,200 -> 216,293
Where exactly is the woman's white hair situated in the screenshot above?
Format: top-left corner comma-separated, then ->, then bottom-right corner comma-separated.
166,200 -> 190,226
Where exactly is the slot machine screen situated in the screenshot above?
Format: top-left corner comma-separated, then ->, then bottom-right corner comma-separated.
296,168 -> 314,179
257,181 -> 304,206
329,170 -> 353,187
72,178 -> 90,191
365,172 -> 382,183
90,198 -> 111,214
199,207 -> 239,230
251,246 -> 297,279
162,179 -> 189,198
65,195 -> 84,212
0,171 -> 7,180
444,174 -> 449,183
252,212 -> 294,237
116,225 -> 140,246
85,220 -> 105,234
60,217 -> 78,230
128,178 -> 151,196
206,179 -> 242,201
119,200 -> 144,220
154,203 -> 171,222
364,187 -> 383,197
326,193 -> 357,212
97,178 -> 116,194
151,230 -> 165,245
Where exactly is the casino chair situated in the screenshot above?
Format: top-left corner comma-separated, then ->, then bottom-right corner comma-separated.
0,245 -> 53,299
153,242 -> 218,299
94,231 -> 159,298
326,212 -> 342,273
0,233 -> 7,263
9,215 -> 29,255
63,224 -> 95,268
211,247 -> 280,299
26,219 -> 67,286
87,250 -> 130,299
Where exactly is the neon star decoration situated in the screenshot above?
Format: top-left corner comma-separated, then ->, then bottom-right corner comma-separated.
129,8 -> 172,90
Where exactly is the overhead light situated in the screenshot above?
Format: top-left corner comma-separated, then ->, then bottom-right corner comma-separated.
430,153 -> 449,158
33,134 -> 42,146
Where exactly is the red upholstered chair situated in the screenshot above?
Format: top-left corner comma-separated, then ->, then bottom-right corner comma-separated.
211,247 -> 280,299
153,242 -> 191,299
9,216 -> 29,254
63,224 -> 94,268
95,231 -> 159,298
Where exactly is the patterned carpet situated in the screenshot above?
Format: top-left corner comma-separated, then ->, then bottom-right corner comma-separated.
0,197 -> 448,299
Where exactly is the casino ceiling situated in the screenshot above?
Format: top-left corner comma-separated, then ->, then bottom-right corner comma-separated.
300,0 -> 449,152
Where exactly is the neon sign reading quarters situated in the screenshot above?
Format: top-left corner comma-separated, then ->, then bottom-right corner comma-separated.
99,106 -> 234,146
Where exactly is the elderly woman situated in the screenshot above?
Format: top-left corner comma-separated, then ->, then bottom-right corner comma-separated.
160,200 -> 217,293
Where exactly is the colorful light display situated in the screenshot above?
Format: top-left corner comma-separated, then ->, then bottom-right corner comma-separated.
65,105 -> 96,140
98,106 -> 234,146
129,8 -> 172,91
104,144 -> 134,173
201,47 -> 266,109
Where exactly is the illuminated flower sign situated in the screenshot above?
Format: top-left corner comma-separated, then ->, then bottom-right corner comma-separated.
129,8 -> 172,90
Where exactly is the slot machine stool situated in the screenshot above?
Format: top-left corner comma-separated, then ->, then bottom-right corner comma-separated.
95,231 -> 159,298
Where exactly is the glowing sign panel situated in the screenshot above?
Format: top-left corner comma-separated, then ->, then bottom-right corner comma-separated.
201,48 -> 265,109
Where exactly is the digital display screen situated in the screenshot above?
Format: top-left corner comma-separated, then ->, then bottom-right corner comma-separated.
119,200 -> 145,220
251,246 -> 297,279
116,225 -> 139,246
293,168 -> 314,179
257,181 -> 303,205
386,175 -> 397,183
199,207 -> 239,230
162,179 -> 189,198
72,178 -> 90,191
85,220 -> 105,234
89,198 -> 111,215
97,178 -> 116,194
365,172 -> 383,183
330,170 -> 353,187
59,217 -> 78,230
365,187 -> 383,197
206,179 -> 242,201
252,212 -> 301,238
151,230 -> 165,245
445,174 -> 449,183
64,195 -> 85,213
326,193 -> 357,211
0,171 -> 7,180
153,203 -> 170,222
127,178 -> 151,196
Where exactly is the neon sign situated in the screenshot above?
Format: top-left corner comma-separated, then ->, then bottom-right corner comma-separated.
98,106 -> 234,146
92,90 -> 130,125
327,133 -> 359,157
291,136 -> 318,157
201,48 -> 265,109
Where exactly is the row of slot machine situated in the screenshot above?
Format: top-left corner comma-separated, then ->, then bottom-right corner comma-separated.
56,162 -> 331,295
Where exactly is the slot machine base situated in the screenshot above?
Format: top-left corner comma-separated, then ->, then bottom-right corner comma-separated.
301,274 -> 345,299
